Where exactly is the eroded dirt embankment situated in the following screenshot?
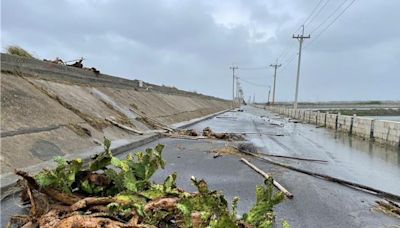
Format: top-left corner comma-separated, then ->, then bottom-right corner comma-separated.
0,54 -> 231,173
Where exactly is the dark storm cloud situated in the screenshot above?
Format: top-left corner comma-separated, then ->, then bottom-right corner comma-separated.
1,0 -> 399,101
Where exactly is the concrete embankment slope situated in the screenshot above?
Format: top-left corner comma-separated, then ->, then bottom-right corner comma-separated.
0,53 -> 231,173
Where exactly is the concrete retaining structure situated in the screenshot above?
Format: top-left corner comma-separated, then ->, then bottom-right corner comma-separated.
373,120 -> 400,147
267,106 -> 400,147
317,112 -> 326,127
326,113 -> 338,129
337,114 -> 353,133
309,112 -> 318,124
1,53 -> 232,173
352,117 -> 374,140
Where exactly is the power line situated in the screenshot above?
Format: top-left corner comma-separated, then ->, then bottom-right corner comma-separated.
309,0 -> 349,34
239,78 -> 269,87
277,0 -> 327,63
239,66 -> 267,70
280,53 -> 297,72
305,0 -> 357,49
302,0 -> 324,26
305,0 -> 331,28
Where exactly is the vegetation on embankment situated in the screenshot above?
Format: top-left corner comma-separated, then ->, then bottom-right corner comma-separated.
6,45 -> 34,58
319,108 -> 400,116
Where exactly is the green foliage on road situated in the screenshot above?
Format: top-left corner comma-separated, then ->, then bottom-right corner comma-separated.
27,138 -> 289,227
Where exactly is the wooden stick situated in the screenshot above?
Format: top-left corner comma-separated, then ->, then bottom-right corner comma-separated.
129,108 -> 174,132
232,145 -> 328,163
105,117 -> 143,135
240,158 -> 293,199
240,151 -> 400,202
255,152 -> 328,163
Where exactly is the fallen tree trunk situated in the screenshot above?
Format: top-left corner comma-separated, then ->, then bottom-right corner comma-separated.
241,158 -> 293,199
239,151 -> 400,202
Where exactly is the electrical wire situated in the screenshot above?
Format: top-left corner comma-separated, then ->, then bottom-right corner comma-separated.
239,78 -> 269,87
309,0 -> 350,34
302,0 -> 324,26
305,0 -> 357,49
239,66 -> 267,70
277,0 -> 327,63
304,0 -> 331,28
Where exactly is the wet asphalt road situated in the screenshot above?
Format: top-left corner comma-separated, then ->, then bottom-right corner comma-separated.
2,106 -> 399,227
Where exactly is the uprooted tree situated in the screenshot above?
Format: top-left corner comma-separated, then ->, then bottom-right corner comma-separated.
9,138 -> 288,228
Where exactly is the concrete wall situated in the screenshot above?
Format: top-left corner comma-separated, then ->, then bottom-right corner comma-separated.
1,54 -> 232,173
317,112 -> 326,127
373,120 -> 400,147
304,111 -> 311,123
326,113 -> 338,129
309,112 -> 318,124
267,106 -> 400,147
352,117 -> 373,140
337,114 -> 353,133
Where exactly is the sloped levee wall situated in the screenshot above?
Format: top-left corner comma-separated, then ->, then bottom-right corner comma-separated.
268,106 -> 400,147
0,53 -> 232,173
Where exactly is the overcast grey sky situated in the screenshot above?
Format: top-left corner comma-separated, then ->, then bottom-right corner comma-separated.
1,0 -> 399,102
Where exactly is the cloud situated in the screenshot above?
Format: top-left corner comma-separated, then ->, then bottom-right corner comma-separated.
2,0 -> 399,101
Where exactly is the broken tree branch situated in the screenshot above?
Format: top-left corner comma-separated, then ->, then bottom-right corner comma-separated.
240,158 -> 293,199
105,117 -> 143,135
238,151 -> 400,202
255,152 -> 328,163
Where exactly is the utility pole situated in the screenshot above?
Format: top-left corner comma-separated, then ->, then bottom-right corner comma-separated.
269,61 -> 281,105
229,65 -> 239,108
292,25 -> 310,110
235,76 -> 240,100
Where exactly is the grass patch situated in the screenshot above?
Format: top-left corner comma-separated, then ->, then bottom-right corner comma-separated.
6,45 -> 34,58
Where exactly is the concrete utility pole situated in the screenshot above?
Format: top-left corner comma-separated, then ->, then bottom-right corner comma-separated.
269,61 -> 281,105
229,66 -> 239,108
235,76 -> 240,100
292,25 -> 310,110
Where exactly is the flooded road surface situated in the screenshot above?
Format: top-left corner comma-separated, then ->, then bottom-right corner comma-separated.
2,106 -> 399,227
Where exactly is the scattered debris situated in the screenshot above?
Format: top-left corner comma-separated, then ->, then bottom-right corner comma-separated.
211,146 -> 241,158
202,127 -> 246,141
235,143 -> 327,163
105,116 -> 143,135
129,108 -> 174,132
237,143 -> 258,154
67,123 -> 92,137
269,123 -> 284,127
239,149 -> 400,202
178,129 -> 199,137
374,199 -> 400,218
8,139 -> 288,227
241,158 -> 293,199
167,127 -> 246,141
67,58 -> 84,68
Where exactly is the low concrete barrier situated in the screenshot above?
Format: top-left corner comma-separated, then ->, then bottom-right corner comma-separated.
373,120 -> 400,147
337,114 -> 353,133
353,117 -> 373,140
267,106 -> 400,147
310,112 -> 318,124
326,113 -> 338,129
317,112 -> 326,127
